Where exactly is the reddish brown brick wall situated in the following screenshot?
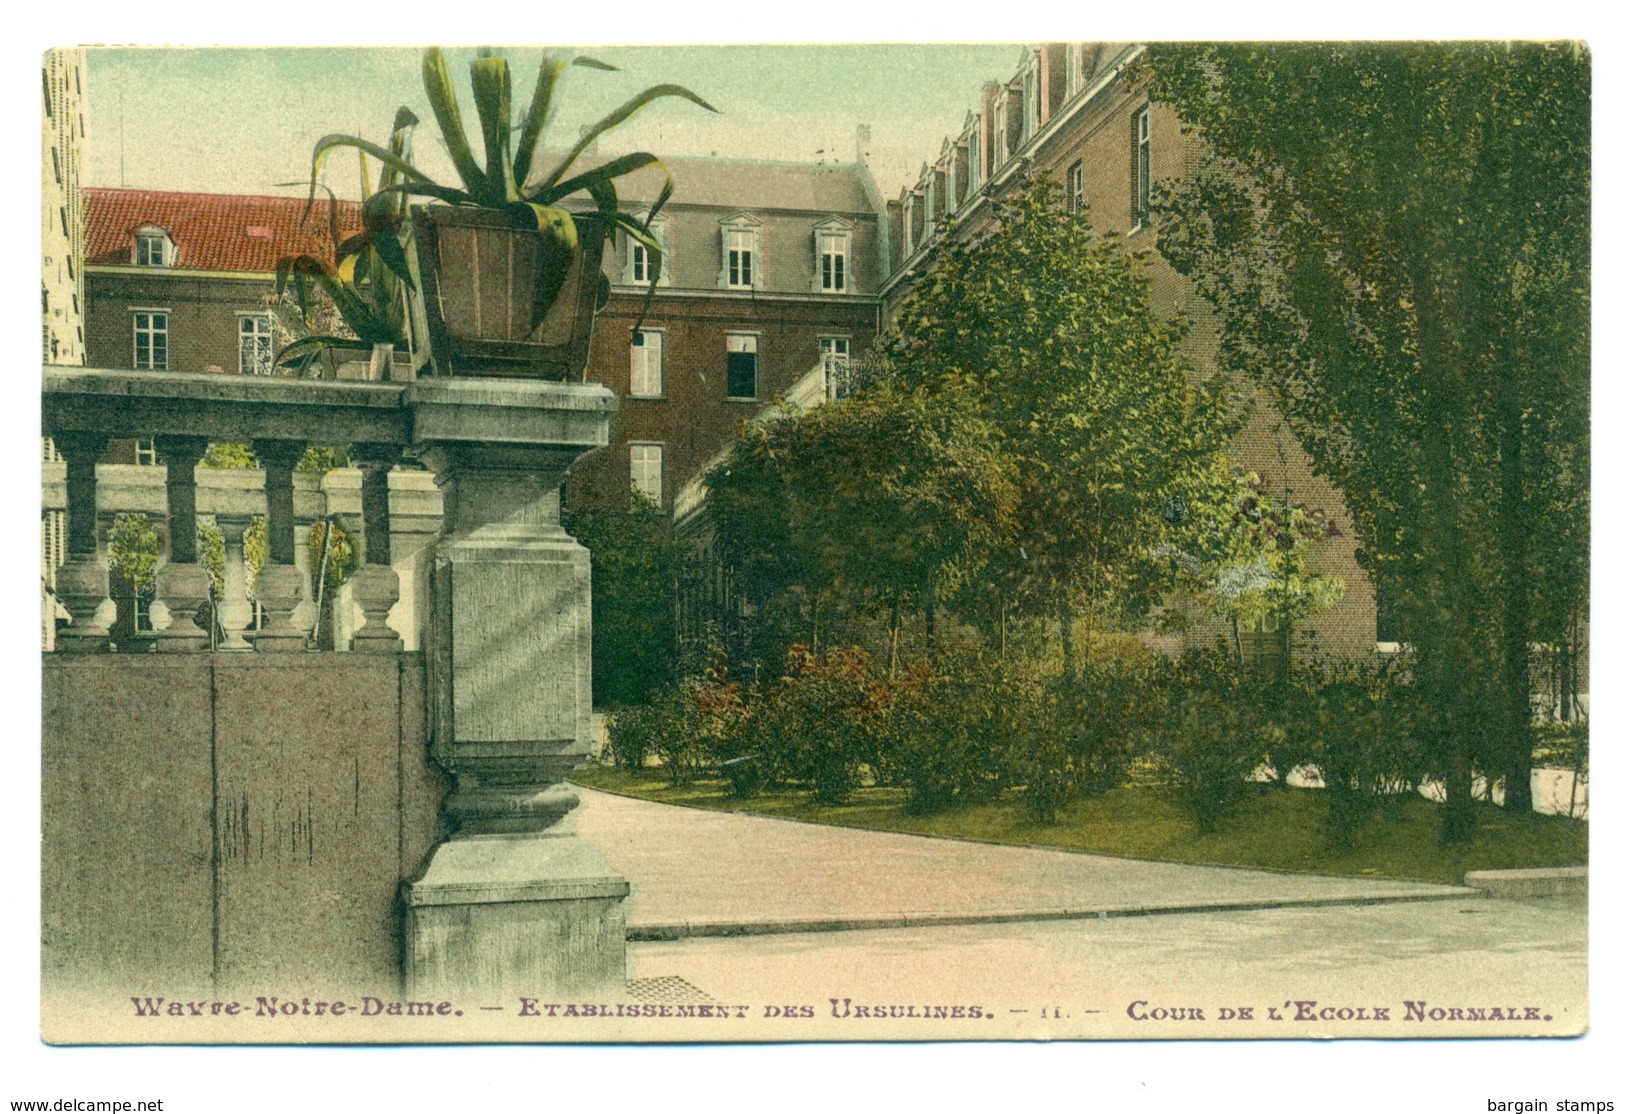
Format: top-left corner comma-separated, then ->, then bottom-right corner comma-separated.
86,270 -> 276,375
571,289 -> 880,512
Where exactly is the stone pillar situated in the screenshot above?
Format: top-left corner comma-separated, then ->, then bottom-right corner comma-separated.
349,443 -> 403,653
216,515 -> 256,652
51,431 -> 114,653
401,378 -> 625,1001
151,436 -> 212,652
251,439 -> 312,652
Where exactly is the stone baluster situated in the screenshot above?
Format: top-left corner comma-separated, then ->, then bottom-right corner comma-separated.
250,439 -> 311,652
347,443 -> 403,653
50,431 -> 114,652
151,436 -> 211,652
214,515 -> 256,651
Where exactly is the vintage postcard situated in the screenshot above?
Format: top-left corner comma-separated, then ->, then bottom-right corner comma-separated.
36,38 -> 1589,1060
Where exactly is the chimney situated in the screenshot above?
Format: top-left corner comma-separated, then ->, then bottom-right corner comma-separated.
855,124 -> 871,166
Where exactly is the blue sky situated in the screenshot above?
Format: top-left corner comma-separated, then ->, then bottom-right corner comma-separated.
84,45 -> 1023,203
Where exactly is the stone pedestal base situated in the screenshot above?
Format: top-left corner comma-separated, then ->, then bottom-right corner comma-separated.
403,828 -> 630,1001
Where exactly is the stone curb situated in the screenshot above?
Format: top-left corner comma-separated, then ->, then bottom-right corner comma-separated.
1464,867 -> 1587,898
626,888 -> 1480,942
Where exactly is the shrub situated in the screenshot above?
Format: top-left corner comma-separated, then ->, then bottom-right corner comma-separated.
1290,657 -> 1426,847
748,645 -> 878,805
1149,646 -> 1270,834
881,653 -> 1031,815
605,689 -> 685,774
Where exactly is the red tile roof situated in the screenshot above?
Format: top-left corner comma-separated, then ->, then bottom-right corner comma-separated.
83,188 -> 364,274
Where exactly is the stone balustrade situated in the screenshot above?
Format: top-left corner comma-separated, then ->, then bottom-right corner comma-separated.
42,362 -> 630,1004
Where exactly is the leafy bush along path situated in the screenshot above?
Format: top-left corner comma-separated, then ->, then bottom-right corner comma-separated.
571,767 -> 1586,886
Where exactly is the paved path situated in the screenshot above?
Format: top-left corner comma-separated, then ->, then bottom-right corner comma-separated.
572,787 -> 1474,939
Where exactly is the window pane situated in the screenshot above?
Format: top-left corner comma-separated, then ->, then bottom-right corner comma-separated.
631,444 -> 663,504
727,351 -> 757,398
631,330 -> 662,397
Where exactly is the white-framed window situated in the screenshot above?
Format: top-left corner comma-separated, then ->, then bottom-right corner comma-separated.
1132,106 -> 1152,230
630,443 -> 663,506
902,194 -> 916,257
720,214 -> 762,290
1068,160 -> 1085,216
134,439 -> 160,467
630,328 -> 664,397
134,226 -> 173,268
239,314 -> 274,375
815,219 -> 852,293
923,175 -> 937,241
132,310 -> 168,370
819,336 -> 851,399
945,157 -> 958,217
625,216 -> 668,286
726,333 -> 758,400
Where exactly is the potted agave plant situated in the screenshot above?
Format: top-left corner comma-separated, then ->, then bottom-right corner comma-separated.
308,47 -> 714,379
275,107 -> 421,379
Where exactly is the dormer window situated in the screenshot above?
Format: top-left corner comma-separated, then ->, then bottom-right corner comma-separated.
626,214 -> 669,286
965,116 -> 981,199
993,96 -> 1009,170
720,213 -> 762,290
815,218 -> 853,294
923,176 -> 937,240
134,226 -> 174,268
1023,65 -> 1039,139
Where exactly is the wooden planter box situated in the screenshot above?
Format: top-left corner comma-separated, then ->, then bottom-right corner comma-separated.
412,205 -> 607,380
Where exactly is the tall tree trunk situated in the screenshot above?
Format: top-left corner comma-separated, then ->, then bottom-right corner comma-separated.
888,598 -> 901,681
924,588 -> 936,655
1409,242 -> 1479,846
1059,610 -> 1076,682
1497,383 -> 1535,811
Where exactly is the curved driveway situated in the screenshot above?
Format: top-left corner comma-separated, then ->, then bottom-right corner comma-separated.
572,787 -> 1473,940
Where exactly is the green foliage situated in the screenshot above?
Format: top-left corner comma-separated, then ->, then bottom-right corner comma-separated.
1146,647 -> 1272,835
1183,472 -> 1344,631
243,517 -> 268,596
564,489 -> 689,707
1144,43 -> 1590,834
880,176 -> 1232,650
306,518 -> 358,596
305,48 -> 716,333
276,107 -> 420,371
197,519 -> 226,599
607,689 -> 692,776
296,445 -> 350,475
201,442 -> 257,470
106,514 -> 161,596
706,382 -> 1012,670
881,652 -> 1032,816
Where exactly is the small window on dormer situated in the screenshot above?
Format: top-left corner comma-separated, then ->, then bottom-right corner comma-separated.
720,214 -> 762,290
815,219 -> 853,294
626,215 -> 669,286
134,227 -> 173,268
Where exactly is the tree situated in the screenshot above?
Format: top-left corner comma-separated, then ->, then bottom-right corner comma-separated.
1145,43 -> 1589,839
564,486 -> 689,707
881,176 -> 1232,675
707,381 -> 1013,676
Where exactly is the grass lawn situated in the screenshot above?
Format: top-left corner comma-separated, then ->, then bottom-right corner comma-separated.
572,765 -> 1587,885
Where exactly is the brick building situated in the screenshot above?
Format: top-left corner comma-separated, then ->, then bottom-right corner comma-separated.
880,43 -> 1378,661
83,188 -> 361,391
559,153 -> 886,513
